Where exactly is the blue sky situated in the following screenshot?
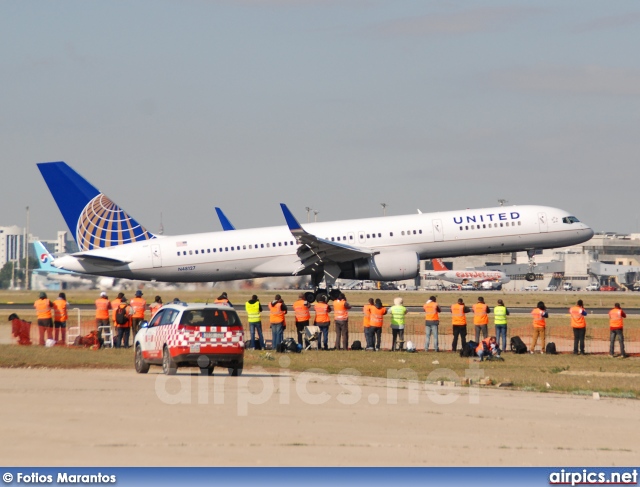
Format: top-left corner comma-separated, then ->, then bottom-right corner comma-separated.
2,1 -> 639,239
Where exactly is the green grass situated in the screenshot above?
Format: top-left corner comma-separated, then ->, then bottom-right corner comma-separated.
0,344 -> 637,398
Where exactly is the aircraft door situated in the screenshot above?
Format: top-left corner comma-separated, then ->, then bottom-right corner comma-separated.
151,244 -> 162,268
537,212 -> 548,233
358,231 -> 366,244
347,232 -> 355,245
432,220 -> 444,242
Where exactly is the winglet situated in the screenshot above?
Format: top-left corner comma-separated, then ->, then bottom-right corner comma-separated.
280,204 -> 304,233
215,207 -> 236,231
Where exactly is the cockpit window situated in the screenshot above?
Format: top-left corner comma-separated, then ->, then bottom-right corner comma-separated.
562,216 -> 580,224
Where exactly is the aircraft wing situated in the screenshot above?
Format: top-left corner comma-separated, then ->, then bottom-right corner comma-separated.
280,204 -> 378,274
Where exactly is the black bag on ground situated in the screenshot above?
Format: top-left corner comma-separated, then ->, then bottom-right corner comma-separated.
284,338 -> 299,353
545,342 -> 557,354
510,336 -> 527,354
460,340 -> 478,358
276,342 -> 287,353
351,340 -> 363,351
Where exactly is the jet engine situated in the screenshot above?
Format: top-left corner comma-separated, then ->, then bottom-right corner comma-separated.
340,252 -> 419,281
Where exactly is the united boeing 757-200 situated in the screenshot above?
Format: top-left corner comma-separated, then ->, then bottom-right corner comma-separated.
38,161 -> 594,301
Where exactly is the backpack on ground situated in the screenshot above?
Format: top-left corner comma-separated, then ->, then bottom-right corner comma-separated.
351,340 -> 363,351
275,342 -> 287,353
545,342 -> 557,354
115,304 -> 129,325
510,336 -> 527,354
284,338 -> 300,353
460,340 -> 478,358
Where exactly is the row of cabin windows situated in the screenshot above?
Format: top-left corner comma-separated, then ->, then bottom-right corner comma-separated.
358,230 -> 423,239
459,221 -> 521,231
176,240 -> 296,257
176,228 -> 428,257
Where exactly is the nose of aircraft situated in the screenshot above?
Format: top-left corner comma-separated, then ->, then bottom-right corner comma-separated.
582,225 -> 595,240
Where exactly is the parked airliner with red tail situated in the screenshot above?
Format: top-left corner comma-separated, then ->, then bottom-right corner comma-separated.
425,258 -> 510,289
38,162 -> 593,301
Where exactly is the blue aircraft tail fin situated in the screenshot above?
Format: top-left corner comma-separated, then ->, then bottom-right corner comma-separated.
37,161 -> 155,251
215,207 -> 236,231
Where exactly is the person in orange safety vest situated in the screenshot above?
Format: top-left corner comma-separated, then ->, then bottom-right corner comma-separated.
34,292 -> 53,346
53,292 -> 68,344
450,298 -> 470,352
369,299 -> 387,351
473,296 -> 490,343
292,293 -> 311,348
268,294 -> 288,350
608,303 -> 627,358
130,290 -> 147,337
333,293 -> 352,351
313,295 -> 331,350
569,299 -> 587,355
531,301 -> 548,354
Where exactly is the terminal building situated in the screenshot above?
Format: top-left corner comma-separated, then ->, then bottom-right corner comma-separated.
425,233 -> 640,291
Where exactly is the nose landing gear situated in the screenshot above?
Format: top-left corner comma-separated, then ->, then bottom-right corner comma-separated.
525,249 -> 537,282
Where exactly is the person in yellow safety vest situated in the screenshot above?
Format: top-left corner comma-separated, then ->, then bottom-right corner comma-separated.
130,290 -> 147,337
475,336 -> 500,362
569,299 -> 587,355
389,297 -> 407,351
292,293 -> 311,349
34,292 -> 54,346
530,301 -> 548,354
268,294 -> 287,350
450,298 -> 470,352
214,292 -> 233,307
473,296 -> 490,343
113,297 -> 133,349
493,299 -> 509,352
245,294 -> 265,350
369,299 -> 387,351
313,295 -> 332,350
149,295 -> 163,318
363,298 -> 375,350
333,293 -> 352,351
423,296 -> 441,352
53,292 -> 68,344
608,303 -> 628,358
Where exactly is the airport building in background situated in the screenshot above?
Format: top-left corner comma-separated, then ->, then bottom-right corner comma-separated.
428,233 -> 640,291
0,226 -> 74,267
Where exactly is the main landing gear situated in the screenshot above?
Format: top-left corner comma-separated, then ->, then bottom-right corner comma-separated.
305,269 -> 342,303
525,249 -> 537,282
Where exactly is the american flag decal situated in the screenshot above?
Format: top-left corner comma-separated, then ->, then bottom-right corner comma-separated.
176,241 -> 187,247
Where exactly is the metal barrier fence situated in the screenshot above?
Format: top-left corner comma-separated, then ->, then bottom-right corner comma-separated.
20,314 -> 639,355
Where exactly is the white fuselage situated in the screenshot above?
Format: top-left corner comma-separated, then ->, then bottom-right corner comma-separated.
52,205 -> 594,282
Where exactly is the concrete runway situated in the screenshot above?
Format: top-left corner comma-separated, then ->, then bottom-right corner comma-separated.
1,367 -> 638,466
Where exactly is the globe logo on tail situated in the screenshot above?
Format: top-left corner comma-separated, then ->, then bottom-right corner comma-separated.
40,253 -> 49,264
76,194 -> 154,251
